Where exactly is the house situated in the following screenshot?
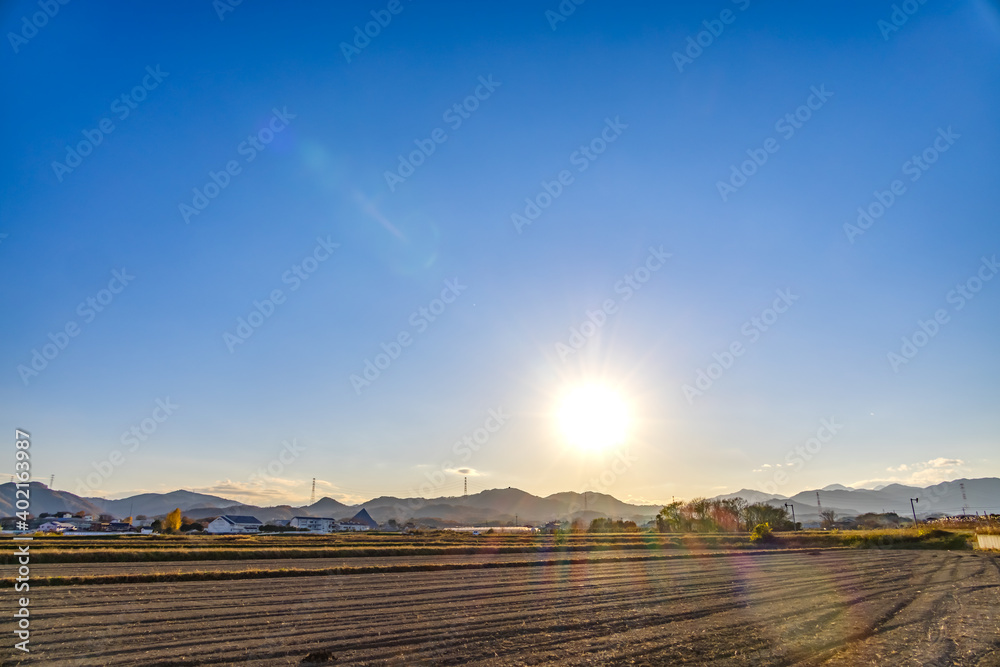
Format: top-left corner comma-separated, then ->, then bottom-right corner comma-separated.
107,522 -> 136,533
205,515 -> 263,534
37,521 -> 76,533
289,516 -> 339,533
338,508 -> 378,531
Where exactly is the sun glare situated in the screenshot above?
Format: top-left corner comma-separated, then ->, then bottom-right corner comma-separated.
557,384 -> 630,453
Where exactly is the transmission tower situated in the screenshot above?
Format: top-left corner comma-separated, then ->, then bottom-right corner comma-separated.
816,491 -> 822,513
960,482 -> 968,516
464,476 -> 467,497
310,478 -> 316,504
50,474 -> 54,489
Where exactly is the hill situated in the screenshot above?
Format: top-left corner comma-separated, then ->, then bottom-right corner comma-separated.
3,478 -> 996,526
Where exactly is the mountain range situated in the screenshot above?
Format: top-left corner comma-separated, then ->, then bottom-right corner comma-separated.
2,478 -> 997,526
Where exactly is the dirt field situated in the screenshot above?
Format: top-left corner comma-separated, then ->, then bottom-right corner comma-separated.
9,548 -> 796,579
9,549 -> 999,666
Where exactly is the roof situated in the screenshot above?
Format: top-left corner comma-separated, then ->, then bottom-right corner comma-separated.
218,515 -> 262,525
291,516 -> 337,521
349,508 -> 379,528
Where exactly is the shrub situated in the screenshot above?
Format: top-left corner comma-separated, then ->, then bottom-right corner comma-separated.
750,522 -> 773,543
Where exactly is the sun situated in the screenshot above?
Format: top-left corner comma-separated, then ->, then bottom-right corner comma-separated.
556,384 -> 630,453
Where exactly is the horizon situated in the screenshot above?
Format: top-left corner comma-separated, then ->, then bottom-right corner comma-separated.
3,2 -> 999,509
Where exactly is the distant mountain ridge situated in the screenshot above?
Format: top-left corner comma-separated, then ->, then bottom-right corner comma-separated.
1,478 -> 996,525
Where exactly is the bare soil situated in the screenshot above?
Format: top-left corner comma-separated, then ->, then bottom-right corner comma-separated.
7,549 -> 999,666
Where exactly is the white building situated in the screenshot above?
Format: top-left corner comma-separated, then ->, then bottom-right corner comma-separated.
337,508 -> 378,531
205,515 -> 262,534
337,520 -> 370,531
289,516 -> 339,533
37,521 -> 76,533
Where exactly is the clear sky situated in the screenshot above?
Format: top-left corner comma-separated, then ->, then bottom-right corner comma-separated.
2,0 -> 998,507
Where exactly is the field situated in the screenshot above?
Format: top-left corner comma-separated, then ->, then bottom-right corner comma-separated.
3,532 -> 999,665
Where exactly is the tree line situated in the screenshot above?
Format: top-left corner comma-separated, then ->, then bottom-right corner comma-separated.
655,497 -> 797,533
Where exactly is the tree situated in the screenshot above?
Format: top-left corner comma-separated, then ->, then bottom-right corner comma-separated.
744,503 -> 793,531
136,515 -> 148,521
588,518 -> 639,533
98,514 -> 114,523
656,502 -> 685,532
151,519 -> 163,532
164,508 -> 182,532
820,510 -> 837,529
719,497 -> 749,531
74,510 -> 87,518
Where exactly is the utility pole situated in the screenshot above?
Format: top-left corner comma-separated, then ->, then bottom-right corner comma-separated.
784,503 -> 796,529
910,498 -> 919,526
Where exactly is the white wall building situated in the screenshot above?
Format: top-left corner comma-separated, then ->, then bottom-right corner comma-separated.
205,515 -> 262,534
289,516 -> 339,533
37,521 -> 76,533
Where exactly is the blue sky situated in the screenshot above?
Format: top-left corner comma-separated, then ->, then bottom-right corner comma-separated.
2,0 -> 998,507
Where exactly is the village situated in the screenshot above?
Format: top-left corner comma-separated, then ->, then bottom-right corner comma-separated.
5,507 -> 383,535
